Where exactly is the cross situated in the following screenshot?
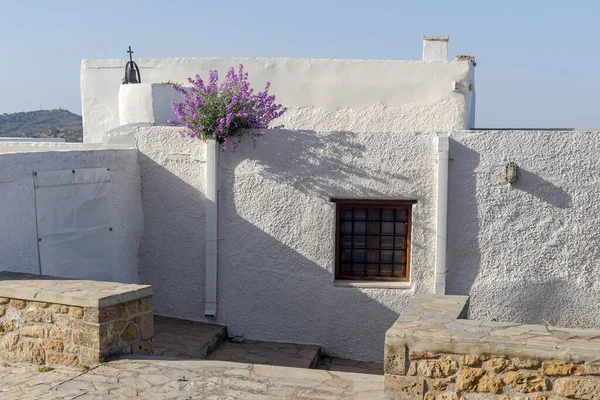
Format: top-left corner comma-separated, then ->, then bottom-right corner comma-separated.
127,46 -> 134,62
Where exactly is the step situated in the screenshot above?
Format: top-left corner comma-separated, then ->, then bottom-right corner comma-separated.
206,339 -> 321,369
316,355 -> 384,375
153,315 -> 227,359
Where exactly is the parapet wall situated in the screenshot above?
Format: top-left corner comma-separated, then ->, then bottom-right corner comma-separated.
0,272 -> 153,367
384,295 -> 600,399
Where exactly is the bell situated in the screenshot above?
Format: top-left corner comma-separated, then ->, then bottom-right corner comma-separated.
123,46 -> 141,84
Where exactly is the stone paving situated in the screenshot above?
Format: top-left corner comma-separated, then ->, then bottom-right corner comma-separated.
0,356 -> 385,399
207,339 -> 321,369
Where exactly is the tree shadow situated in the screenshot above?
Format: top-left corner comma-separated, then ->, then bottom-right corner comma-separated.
134,128 -> 428,362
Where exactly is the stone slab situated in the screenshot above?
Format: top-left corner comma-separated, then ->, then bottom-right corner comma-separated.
0,271 -> 151,308
0,356 -> 385,399
386,294 -> 600,365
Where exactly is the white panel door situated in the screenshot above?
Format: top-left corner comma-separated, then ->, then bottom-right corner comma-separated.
34,168 -> 113,280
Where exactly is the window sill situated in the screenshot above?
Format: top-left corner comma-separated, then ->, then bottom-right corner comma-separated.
333,280 -> 411,289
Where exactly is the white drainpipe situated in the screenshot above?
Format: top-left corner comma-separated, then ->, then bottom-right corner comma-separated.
435,133 -> 449,295
204,140 -> 219,316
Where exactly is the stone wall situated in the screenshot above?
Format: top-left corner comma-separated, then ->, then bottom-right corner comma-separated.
0,272 -> 153,367
0,297 -> 153,367
384,295 -> 600,400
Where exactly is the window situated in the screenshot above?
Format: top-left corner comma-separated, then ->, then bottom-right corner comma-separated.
332,199 -> 415,282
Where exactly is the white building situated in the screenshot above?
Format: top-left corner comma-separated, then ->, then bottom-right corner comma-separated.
1,37 -> 598,362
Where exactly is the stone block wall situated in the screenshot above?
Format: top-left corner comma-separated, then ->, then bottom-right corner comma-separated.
0,272 -> 154,367
385,295 -> 600,400
387,350 -> 600,400
0,297 -> 153,367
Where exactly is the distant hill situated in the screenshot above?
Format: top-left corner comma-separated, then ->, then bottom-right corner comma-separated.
0,109 -> 83,142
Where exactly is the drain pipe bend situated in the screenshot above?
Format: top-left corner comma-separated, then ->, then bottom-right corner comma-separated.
205,140 -> 219,316
435,134 -> 449,295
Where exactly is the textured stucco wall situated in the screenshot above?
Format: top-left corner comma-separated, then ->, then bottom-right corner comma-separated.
0,147 -> 143,283
218,130 -> 437,361
104,125 -> 208,321
81,57 -> 475,143
447,130 -> 600,328
106,125 -> 437,361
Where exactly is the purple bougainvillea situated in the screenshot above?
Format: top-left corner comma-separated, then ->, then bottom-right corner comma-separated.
168,65 -> 286,151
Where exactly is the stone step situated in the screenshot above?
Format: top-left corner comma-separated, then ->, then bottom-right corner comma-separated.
206,339 -> 322,369
153,315 -> 228,359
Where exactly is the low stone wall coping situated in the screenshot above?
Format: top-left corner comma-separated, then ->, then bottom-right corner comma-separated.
0,271 -> 152,308
386,294 -> 600,363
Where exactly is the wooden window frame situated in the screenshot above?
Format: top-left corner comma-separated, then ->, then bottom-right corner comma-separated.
332,198 -> 416,282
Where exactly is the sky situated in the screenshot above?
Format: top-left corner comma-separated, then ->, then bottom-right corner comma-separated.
1,0 -> 599,128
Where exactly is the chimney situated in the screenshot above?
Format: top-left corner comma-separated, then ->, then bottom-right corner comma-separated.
422,36 -> 449,61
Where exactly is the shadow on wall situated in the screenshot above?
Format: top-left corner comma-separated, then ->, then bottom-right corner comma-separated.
137,153 -> 207,322
446,140 -> 481,298
136,129 -> 415,361
232,130 -> 417,199
213,129 -> 430,360
512,168 -> 572,209
446,138 -> 584,326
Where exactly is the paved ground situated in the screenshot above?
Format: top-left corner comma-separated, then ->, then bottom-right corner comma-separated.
0,356 -> 385,399
206,340 -> 321,369
154,315 -> 383,374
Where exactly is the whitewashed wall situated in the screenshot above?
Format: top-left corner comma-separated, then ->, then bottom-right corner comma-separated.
0,146 -> 143,283
81,57 -> 475,143
218,129 -> 437,361
105,125 -> 437,361
447,130 -> 600,328
105,125 -> 208,322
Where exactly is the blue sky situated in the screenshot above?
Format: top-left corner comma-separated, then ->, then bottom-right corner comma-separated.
1,1 -> 598,128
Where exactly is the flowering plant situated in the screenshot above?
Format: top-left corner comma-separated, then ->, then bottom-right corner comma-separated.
168,65 -> 286,151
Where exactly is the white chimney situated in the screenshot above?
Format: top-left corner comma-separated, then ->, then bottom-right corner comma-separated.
422,36 -> 449,61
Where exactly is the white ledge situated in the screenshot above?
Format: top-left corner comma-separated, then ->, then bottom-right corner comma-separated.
334,280 -> 411,289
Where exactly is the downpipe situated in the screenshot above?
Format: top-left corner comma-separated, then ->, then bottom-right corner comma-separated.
205,140 -> 219,316
435,134 -> 449,295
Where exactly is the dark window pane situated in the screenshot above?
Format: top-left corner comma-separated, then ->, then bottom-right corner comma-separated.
353,249 -> 365,260
353,263 -> 365,272
394,237 -> 405,249
366,264 -> 379,274
379,264 -> 393,275
343,210 -> 353,220
381,250 -> 393,263
396,222 -> 407,234
367,236 -> 379,249
354,209 -> 367,220
343,221 -> 352,234
367,221 -> 380,234
382,210 -> 394,221
381,236 -> 394,249
354,221 -> 366,234
367,250 -> 379,263
382,222 -> 394,234
343,249 -> 352,261
393,265 -> 406,277
394,250 -> 405,263
353,236 -> 366,248
396,210 -> 408,221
